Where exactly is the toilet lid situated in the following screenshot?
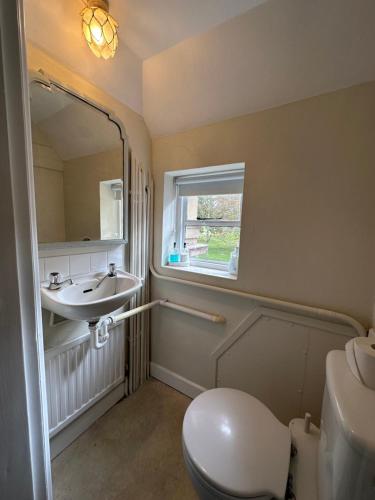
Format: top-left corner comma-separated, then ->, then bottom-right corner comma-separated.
183,388 -> 291,499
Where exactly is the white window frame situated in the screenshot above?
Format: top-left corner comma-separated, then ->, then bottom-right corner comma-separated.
162,163 -> 245,278
175,193 -> 242,272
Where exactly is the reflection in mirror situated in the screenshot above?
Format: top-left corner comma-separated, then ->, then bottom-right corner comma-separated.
30,80 -> 126,244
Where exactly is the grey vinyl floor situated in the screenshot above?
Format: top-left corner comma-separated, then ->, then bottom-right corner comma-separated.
52,378 -> 198,500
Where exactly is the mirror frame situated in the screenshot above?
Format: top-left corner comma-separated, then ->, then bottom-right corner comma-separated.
29,70 -> 129,249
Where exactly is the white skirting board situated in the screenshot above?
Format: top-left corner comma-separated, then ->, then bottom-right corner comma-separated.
150,362 -> 207,399
50,383 -> 126,459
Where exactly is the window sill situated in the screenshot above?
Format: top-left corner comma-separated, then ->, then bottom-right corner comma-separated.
162,263 -> 237,280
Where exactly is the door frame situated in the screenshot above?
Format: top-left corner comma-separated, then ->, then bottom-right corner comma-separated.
0,0 -> 52,498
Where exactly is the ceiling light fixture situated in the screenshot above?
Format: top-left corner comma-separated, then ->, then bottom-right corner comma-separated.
81,0 -> 118,60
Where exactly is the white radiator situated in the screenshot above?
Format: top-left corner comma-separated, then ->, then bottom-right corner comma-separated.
45,323 -> 125,436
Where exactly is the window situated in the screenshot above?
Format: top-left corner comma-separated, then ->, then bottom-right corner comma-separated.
163,164 -> 244,278
177,194 -> 242,270
99,179 -> 123,239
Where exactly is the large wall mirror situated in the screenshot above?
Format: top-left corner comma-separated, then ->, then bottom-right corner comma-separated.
30,78 -> 128,245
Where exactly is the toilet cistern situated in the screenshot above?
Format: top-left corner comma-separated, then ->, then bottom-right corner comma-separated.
182,350 -> 375,500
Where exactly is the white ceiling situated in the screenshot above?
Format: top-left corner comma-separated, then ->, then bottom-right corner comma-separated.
111,0 -> 267,60
25,0 -> 375,137
24,0 -> 266,115
144,0 -> 375,136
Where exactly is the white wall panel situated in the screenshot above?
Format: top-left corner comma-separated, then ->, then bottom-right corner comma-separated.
211,308 -> 353,424
151,279 -> 358,426
214,312 -> 309,424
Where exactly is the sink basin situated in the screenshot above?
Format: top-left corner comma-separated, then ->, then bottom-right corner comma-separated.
41,271 -> 142,321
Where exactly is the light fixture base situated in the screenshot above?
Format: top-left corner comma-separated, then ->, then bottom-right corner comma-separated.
86,0 -> 109,10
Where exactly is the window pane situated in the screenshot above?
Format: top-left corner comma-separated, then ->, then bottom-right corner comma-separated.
186,194 -> 242,221
185,225 -> 240,263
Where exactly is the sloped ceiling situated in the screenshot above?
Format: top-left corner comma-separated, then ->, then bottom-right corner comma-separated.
111,0 -> 268,59
24,0 -> 266,115
143,0 -> 375,136
25,0 -> 375,137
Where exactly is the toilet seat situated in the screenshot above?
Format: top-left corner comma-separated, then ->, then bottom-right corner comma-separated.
183,388 -> 291,499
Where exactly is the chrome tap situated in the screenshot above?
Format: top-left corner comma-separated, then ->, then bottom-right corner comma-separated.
48,272 -> 73,290
95,263 -> 117,289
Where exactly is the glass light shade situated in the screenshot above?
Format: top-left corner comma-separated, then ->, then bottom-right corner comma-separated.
81,1 -> 118,59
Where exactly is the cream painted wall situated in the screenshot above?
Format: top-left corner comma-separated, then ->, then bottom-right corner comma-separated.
151,81 -> 375,423
27,43 -> 151,171
152,82 -> 375,326
32,125 -> 66,243
63,148 -> 122,242
32,124 -> 123,243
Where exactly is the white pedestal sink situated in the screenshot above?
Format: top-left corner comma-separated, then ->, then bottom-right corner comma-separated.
41,270 -> 142,322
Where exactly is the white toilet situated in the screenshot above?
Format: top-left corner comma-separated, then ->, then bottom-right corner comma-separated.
182,350 -> 375,500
